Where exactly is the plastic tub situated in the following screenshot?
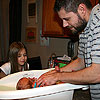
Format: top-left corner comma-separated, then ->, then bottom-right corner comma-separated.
0,69 -> 87,100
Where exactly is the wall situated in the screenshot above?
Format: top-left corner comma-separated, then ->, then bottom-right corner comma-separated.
21,0 -> 78,69
0,0 -> 9,61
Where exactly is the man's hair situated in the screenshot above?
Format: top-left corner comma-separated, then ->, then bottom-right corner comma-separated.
54,0 -> 92,13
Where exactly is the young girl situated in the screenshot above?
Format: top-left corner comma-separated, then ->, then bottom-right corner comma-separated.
0,42 -> 29,79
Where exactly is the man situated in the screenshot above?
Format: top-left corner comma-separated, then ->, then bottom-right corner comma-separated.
37,0 -> 100,100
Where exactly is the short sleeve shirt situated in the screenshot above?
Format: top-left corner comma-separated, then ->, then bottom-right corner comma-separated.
0,62 -> 11,75
0,62 -> 29,75
78,4 -> 100,67
78,4 -> 100,100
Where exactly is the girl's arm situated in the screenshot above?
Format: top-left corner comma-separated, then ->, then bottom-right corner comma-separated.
0,69 -> 6,79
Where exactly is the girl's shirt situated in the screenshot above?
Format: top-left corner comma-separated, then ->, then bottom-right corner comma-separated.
0,62 -> 29,75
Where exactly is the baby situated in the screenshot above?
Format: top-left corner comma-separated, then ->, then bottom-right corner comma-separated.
16,77 -> 64,90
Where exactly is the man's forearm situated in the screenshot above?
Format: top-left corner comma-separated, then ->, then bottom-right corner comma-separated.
60,58 -> 85,72
58,63 -> 100,84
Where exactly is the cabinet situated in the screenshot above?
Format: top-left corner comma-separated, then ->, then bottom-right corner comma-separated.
42,0 -> 99,38
42,0 -> 74,38
90,0 -> 99,7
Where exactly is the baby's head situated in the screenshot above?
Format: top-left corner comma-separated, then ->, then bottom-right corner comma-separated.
16,77 -> 33,90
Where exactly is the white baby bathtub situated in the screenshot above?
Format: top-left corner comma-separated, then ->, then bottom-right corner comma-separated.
0,68 -> 87,100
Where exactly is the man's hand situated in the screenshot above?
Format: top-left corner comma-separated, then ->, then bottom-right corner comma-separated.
36,71 -> 59,87
36,67 -> 60,87
55,65 -> 60,72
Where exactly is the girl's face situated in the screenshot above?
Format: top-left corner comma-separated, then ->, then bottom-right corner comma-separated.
17,48 -> 27,66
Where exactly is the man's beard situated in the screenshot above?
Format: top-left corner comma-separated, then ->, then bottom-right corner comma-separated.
71,13 -> 87,35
